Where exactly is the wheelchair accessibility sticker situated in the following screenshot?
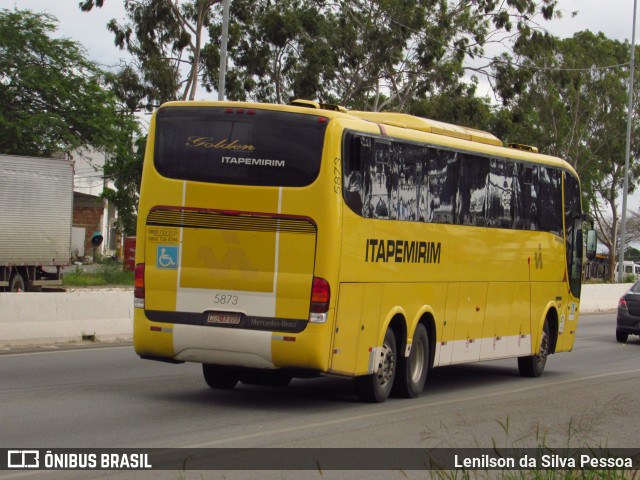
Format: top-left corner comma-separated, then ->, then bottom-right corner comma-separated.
157,246 -> 178,269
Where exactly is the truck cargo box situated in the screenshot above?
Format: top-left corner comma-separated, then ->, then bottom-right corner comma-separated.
0,154 -> 73,291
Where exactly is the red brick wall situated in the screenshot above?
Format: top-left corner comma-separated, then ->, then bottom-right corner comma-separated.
73,203 -> 104,254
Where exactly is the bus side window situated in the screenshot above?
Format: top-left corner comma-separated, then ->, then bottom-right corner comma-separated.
343,134 -> 371,217
388,142 -> 403,220
346,133 -> 362,173
427,148 -> 457,225
520,165 -> 538,230
418,149 -> 428,222
371,140 -> 392,219
457,153 -> 489,227
488,159 -> 515,228
538,167 -> 563,236
398,144 -> 420,221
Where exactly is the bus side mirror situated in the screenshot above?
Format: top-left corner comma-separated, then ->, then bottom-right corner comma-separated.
585,229 -> 597,261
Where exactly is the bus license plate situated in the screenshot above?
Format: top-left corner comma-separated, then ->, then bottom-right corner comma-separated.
206,312 -> 241,325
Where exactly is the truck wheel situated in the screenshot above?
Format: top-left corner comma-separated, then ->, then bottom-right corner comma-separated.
9,272 -> 26,292
354,328 -> 397,403
393,323 -> 429,398
518,321 -> 549,378
202,364 -> 239,389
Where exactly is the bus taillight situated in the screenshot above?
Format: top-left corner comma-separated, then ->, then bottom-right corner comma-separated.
309,277 -> 330,323
134,263 -> 145,309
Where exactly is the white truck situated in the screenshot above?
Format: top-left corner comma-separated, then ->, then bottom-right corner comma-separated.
0,154 -> 73,291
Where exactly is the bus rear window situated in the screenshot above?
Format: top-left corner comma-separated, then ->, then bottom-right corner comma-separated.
154,106 -> 327,186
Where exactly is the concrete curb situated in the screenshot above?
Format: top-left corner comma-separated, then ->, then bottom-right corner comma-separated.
0,284 -> 630,346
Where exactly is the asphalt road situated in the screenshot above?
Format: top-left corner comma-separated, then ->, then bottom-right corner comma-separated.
1,313 -> 639,480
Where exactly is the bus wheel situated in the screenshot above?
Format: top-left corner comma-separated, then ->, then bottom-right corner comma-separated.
518,321 -> 549,378
393,323 -> 429,398
202,364 -> 239,389
9,272 -> 26,292
354,328 -> 396,403
616,330 -> 629,343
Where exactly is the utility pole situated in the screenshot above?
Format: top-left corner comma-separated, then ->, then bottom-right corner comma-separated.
618,0 -> 637,282
218,0 -> 230,101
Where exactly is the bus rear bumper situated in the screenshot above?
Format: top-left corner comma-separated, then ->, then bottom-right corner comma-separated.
133,309 -> 333,372
174,324 -> 276,369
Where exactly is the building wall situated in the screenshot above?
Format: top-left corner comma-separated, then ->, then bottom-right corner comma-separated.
70,147 -> 119,257
72,193 -> 104,259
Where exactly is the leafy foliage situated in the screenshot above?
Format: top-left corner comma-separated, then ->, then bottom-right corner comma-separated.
0,8 -> 144,235
101,133 -> 145,236
82,1 -> 557,111
0,9 -> 123,156
492,31 -> 640,280
409,82 -> 494,131
201,0 -> 557,111
81,0 -> 219,107
203,0 -> 338,104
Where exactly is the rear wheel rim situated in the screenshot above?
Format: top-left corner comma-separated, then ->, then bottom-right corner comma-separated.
376,342 -> 395,387
536,329 -> 549,369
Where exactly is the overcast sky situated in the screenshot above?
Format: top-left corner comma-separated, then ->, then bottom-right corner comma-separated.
4,0 -> 638,71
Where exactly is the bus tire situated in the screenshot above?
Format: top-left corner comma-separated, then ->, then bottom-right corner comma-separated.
393,323 -> 429,398
518,321 -> 550,378
202,364 -> 239,389
616,330 -> 629,343
10,272 -> 26,292
354,328 -> 397,403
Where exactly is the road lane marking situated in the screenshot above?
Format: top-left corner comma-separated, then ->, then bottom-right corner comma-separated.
185,367 -> 640,448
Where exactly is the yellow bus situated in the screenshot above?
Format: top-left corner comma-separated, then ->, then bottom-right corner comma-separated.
133,100 -> 596,402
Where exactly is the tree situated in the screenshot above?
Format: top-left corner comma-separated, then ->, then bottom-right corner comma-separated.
205,0 -> 558,111
492,31 -> 640,281
101,134 -> 145,235
81,0 -> 558,112
408,82 -> 494,131
98,66 -> 146,235
0,9 -> 124,156
80,0 -> 219,107
202,0 -> 338,104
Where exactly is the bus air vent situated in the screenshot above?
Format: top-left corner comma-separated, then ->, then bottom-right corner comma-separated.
290,99 -> 347,113
508,143 -> 539,153
290,99 -> 321,109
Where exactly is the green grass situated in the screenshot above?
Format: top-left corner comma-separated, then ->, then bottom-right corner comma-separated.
63,262 -> 133,287
426,418 -> 638,480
